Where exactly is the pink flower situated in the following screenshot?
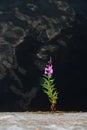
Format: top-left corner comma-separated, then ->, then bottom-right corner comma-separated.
44,57 -> 53,76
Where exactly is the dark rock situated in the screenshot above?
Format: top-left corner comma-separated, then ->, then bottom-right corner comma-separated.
0,0 -> 87,111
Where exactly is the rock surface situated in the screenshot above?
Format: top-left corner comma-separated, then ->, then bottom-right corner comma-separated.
0,0 -> 87,111
0,112 -> 87,130
0,0 -> 75,79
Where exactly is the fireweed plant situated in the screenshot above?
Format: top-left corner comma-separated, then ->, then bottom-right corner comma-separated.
41,57 -> 58,111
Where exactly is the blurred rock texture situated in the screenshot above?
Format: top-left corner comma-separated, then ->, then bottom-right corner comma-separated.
0,0 -> 87,111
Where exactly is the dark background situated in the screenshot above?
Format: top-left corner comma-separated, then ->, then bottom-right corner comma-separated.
0,0 -> 87,111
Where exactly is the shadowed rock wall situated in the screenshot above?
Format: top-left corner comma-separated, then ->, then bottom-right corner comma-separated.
0,0 -> 87,111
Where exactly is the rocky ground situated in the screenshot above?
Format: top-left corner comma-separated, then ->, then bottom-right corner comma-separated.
0,112 -> 87,130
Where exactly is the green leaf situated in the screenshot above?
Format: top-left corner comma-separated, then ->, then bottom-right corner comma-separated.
42,74 -> 58,105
